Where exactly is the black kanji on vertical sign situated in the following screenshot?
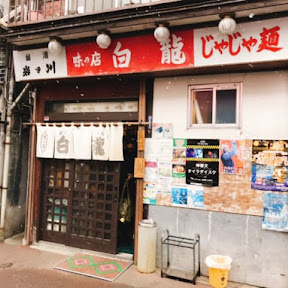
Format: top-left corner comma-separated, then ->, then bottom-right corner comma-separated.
23,65 -> 31,77
25,54 -> 31,61
35,67 -> 41,74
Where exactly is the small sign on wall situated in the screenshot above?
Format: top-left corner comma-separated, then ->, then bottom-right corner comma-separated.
137,129 -> 145,151
134,158 -> 145,178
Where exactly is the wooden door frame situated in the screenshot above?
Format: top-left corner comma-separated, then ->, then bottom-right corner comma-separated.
26,78 -> 146,252
134,79 -> 146,264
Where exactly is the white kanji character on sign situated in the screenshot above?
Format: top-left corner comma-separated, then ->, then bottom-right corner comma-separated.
171,34 -> 186,64
90,51 -> 101,66
73,53 -> 84,68
113,42 -> 131,68
160,42 -> 172,64
160,34 -> 186,65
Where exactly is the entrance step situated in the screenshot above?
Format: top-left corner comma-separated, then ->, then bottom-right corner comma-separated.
30,240 -> 133,261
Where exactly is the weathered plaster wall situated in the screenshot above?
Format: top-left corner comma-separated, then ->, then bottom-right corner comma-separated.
150,71 -> 288,287
200,140 -> 262,215
152,71 -> 288,215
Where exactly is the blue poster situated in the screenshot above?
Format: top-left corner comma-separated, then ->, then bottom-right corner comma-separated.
262,193 -> 288,232
172,187 -> 187,207
187,186 -> 204,209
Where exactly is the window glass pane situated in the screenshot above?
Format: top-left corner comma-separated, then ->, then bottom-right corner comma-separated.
47,101 -> 138,113
192,90 -> 213,124
216,89 -> 236,124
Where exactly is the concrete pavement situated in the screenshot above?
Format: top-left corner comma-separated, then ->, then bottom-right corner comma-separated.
0,234 -> 258,288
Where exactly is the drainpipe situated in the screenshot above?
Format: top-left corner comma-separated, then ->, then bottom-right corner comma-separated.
0,84 -> 6,200
25,88 -> 36,246
0,77 -> 30,241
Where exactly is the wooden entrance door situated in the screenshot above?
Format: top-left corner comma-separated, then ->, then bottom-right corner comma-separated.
39,159 -> 120,254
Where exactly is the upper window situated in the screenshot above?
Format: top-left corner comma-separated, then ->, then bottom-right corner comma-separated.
188,83 -> 242,128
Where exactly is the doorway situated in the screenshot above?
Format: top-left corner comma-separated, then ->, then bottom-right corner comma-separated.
39,125 -> 138,255
117,125 -> 138,255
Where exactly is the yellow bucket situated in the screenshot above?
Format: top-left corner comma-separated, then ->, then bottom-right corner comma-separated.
208,267 -> 229,288
205,255 -> 232,288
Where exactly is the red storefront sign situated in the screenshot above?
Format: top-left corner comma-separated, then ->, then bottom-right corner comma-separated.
66,30 -> 194,77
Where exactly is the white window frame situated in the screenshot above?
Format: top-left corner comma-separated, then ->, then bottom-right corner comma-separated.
187,82 -> 242,129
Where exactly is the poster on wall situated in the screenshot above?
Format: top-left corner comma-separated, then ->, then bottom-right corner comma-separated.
172,186 -> 188,207
156,185 -> 172,206
158,161 -> 172,184
219,140 -> 245,174
143,182 -> 157,205
186,139 -> 220,186
152,123 -> 173,139
144,160 -> 157,182
144,138 -> 158,160
172,164 -> 186,185
251,140 -> 288,192
172,138 -> 187,164
262,193 -> 288,232
157,139 -> 173,160
187,186 -> 204,209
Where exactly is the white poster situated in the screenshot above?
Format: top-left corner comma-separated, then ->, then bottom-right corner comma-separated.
158,161 -> 172,184
144,138 -> 158,161
157,139 -> 173,161
144,161 -> 157,182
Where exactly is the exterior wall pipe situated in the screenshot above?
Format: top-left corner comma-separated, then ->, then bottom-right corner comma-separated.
0,84 -> 6,200
0,78 -> 30,241
25,88 -> 36,245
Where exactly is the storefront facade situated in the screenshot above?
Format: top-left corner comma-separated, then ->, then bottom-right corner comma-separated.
1,1 -> 288,287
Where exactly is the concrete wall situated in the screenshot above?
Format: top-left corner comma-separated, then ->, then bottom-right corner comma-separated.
149,71 -> 288,288
149,206 -> 288,288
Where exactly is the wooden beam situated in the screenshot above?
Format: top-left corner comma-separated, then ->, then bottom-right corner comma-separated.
134,79 -> 146,265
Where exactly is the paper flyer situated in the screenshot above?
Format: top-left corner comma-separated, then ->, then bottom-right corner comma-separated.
152,123 -> 173,139
220,140 -> 245,174
262,193 -> 288,232
144,161 -> 158,182
186,139 -> 220,186
156,185 -> 172,206
172,164 -> 186,185
172,138 -> 187,164
157,139 -> 173,161
144,138 -> 158,161
143,182 -> 157,205
157,161 -> 172,184
172,186 -> 188,207
187,185 -> 204,209
251,140 -> 288,192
